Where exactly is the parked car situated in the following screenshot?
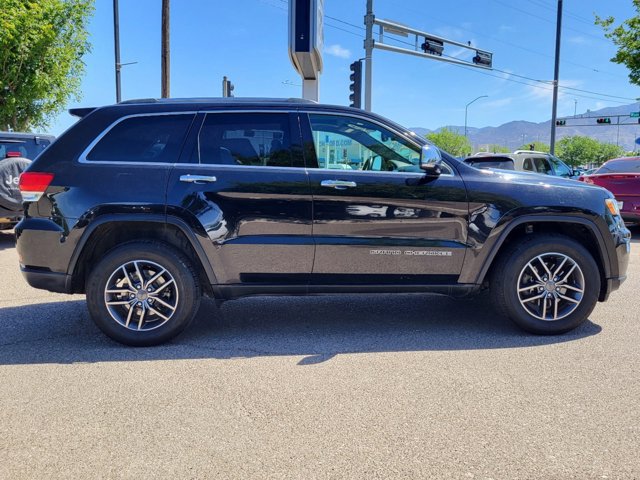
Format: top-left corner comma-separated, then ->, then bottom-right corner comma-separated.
16,98 -> 630,345
0,132 -> 55,230
464,150 -> 578,179
579,156 -> 640,225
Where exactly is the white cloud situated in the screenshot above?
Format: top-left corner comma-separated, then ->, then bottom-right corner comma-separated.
324,44 -> 351,59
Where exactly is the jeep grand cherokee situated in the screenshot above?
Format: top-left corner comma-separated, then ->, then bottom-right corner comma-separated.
15,98 -> 631,346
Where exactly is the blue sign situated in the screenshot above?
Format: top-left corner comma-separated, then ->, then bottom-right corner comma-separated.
635,137 -> 640,145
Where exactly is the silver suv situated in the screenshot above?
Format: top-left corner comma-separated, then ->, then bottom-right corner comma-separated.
464,150 -> 577,179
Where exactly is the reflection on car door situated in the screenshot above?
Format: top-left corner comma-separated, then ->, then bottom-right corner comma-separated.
300,112 -> 469,285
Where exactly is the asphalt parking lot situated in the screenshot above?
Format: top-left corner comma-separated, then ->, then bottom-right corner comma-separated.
0,228 -> 638,479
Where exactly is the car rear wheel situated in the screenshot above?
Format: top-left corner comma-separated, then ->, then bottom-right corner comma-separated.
86,241 -> 201,346
490,234 -> 600,334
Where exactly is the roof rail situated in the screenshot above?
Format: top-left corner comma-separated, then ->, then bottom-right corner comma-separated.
118,97 -> 318,105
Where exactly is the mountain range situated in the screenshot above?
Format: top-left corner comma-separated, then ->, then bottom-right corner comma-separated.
410,102 -> 640,152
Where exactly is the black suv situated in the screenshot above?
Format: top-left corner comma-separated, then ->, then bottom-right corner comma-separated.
15,98 -> 631,346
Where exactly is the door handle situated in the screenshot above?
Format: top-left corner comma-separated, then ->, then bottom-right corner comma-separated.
179,174 -> 217,184
321,180 -> 357,190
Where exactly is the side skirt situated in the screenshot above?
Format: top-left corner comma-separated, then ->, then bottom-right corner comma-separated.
215,283 -> 482,301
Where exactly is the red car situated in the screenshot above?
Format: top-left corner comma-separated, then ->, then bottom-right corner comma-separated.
579,156 -> 640,225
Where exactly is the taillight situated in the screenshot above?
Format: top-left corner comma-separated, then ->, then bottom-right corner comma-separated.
582,177 -> 594,184
19,172 -> 54,202
6,151 -> 21,158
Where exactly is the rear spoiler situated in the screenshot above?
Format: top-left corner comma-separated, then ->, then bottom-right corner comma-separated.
69,107 -> 97,118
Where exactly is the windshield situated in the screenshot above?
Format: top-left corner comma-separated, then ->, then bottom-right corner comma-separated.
0,138 -> 52,160
597,159 -> 640,174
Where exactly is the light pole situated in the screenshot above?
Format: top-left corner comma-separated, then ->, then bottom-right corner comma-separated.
465,95 -> 488,138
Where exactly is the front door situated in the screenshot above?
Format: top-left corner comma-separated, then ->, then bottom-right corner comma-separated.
300,112 -> 469,285
166,111 -> 313,286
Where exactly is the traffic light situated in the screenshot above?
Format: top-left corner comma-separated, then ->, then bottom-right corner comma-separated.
222,76 -> 234,97
473,50 -> 493,68
596,117 -> 611,124
555,120 -> 566,126
421,37 -> 444,56
349,61 -> 362,108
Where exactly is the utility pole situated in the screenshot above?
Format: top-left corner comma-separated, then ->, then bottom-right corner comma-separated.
549,0 -> 563,155
364,0 -> 374,111
113,0 -> 121,103
161,0 -> 170,98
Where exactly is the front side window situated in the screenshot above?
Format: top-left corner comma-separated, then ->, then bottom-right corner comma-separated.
87,114 -> 194,163
195,113 -> 299,167
549,155 -> 573,177
308,114 -> 430,173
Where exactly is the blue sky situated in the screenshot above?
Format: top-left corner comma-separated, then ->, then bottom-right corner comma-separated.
48,0 -> 639,136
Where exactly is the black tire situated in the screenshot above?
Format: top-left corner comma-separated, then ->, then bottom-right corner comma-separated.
86,241 -> 201,346
490,234 -> 600,334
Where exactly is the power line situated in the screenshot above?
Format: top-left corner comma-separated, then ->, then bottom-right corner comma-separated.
490,0 -> 609,44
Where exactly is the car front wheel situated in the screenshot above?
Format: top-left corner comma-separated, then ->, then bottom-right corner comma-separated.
86,241 -> 201,346
491,234 -> 600,334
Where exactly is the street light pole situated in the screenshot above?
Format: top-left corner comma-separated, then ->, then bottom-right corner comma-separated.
465,95 -> 488,138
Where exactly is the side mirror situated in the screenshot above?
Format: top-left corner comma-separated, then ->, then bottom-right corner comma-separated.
420,144 -> 442,176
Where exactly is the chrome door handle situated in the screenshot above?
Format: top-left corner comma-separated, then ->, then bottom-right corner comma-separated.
180,174 -> 217,184
321,180 -> 357,190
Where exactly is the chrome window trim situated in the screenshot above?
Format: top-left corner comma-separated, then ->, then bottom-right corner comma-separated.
300,110 -> 455,177
77,111 -> 198,165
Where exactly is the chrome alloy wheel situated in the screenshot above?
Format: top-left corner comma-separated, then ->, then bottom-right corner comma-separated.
103,260 -> 179,331
517,252 -> 585,321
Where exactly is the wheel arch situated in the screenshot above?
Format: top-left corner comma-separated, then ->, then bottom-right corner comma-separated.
474,216 -> 611,301
68,214 -> 216,295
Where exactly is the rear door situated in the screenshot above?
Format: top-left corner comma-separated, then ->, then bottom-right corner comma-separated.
300,111 -> 469,285
166,110 -> 314,286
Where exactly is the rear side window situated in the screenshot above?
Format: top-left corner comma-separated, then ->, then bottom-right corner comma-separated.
465,158 -> 514,170
86,114 -> 194,163
524,157 -> 552,174
194,113 -> 300,167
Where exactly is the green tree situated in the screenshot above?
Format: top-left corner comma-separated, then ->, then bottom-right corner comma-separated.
596,2 -> 640,86
0,0 -> 94,131
516,141 -> 550,153
555,136 -> 624,166
426,127 -> 471,157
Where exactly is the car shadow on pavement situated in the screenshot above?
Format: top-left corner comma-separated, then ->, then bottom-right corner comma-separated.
0,230 -> 15,250
0,294 -> 601,366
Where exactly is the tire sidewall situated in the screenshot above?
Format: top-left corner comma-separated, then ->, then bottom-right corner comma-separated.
86,242 -> 200,346
501,237 -> 600,334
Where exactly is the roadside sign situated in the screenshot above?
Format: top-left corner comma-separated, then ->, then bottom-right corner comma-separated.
630,112 -> 640,118
635,137 -> 640,145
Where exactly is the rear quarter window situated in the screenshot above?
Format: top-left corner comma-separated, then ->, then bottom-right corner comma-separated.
86,114 -> 194,163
